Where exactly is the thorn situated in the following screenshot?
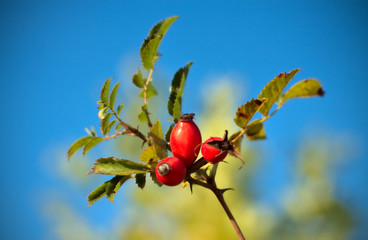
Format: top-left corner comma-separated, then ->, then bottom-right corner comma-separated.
220,188 -> 235,194
189,182 -> 194,194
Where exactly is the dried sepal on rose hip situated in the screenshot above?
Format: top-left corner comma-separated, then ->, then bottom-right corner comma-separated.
170,113 -> 202,167
201,130 -> 244,167
155,157 -> 186,186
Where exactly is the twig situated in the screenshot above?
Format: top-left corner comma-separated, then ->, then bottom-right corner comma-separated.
188,163 -> 246,240
110,108 -> 147,143
212,187 -> 246,240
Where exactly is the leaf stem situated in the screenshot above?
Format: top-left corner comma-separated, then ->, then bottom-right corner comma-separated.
110,108 -> 147,143
230,129 -> 246,144
143,68 -> 154,128
104,131 -> 124,140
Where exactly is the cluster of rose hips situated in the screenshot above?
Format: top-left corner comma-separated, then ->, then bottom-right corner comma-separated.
155,113 -> 233,186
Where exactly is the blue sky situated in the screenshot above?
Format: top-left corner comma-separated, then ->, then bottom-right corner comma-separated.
1,0 -> 367,239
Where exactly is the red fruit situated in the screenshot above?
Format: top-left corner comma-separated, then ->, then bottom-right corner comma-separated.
201,137 -> 228,163
155,157 -> 186,186
170,113 -> 202,167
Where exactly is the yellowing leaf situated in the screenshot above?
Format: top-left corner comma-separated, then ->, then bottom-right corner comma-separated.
140,146 -> 159,163
258,69 -> 301,116
234,98 -> 266,128
281,78 -> 324,104
149,120 -> 168,159
245,120 -> 266,140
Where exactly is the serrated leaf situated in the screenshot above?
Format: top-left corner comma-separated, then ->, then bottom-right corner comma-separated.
258,69 -> 301,116
88,181 -> 108,207
149,120 -> 168,159
150,171 -> 163,187
106,120 -> 117,136
281,78 -> 324,104
140,146 -> 159,163
140,37 -> 161,70
90,157 -> 149,175
101,78 -> 112,105
132,69 -> 144,88
245,120 -> 266,140
100,112 -> 112,136
139,82 -> 157,98
167,62 -> 193,122
106,175 -> 131,203
140,16 -> 179,70
117,104 -> 124,115
83,137 -> 105,156
68,136 -> 93,160
135,174 -> 146,189
234,98 -> 266,128
109,81 -> 121,109
165,124 -> 174,142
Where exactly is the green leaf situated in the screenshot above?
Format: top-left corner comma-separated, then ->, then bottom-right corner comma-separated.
100,112 -> 112,136
88,181 -> 108,207
117,104 -> 124,115
106,175 -> 131,203
138,111 -> 148,123
281,78 -> 324,104
139,82 -> 157,98
91,126 -> 97,137
234,98 -> 266,128
167,62 -> 193,122
149,120 -> 168,159
90,157 -> 150,175
132,69 -> 144,88
68,136 -> 93,160
138,105 -> 148,123
140,16 -> 179,70
140,146 -> 159,163
101,78 -> 112,105
83,137 -> 105,156
245,120 -> 266,140
85,127 -> 93,136
258,69 -> 301,116
106,120 -> 117,136
165,124 -> 174,143
115,122 -> 122,132
109,81 -> 121,109
135,174 -> 146,189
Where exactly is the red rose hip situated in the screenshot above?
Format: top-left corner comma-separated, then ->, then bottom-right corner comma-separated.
170,113 -> 202,167
201,137 -> 228,163
155,157 -> 186,186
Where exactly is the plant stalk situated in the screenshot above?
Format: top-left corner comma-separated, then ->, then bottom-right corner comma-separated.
212,187 -> 246,240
